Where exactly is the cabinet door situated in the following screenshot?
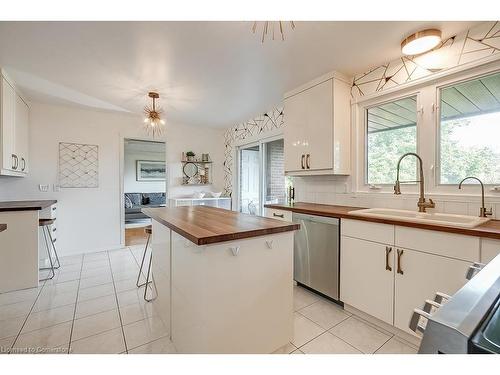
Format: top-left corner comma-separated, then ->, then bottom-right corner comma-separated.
305,79 -> 333,171
394,248 -> 471,334
340,236 -> 394,324
15,95 -> 29,173
284,91 -> 307,172
1,77 -> 16,171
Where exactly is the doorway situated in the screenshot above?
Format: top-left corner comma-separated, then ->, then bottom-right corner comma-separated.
123,138 -> 166,246
237,137 -> 287,215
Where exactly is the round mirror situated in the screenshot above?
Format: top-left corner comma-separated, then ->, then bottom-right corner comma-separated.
183,162 -> 198,178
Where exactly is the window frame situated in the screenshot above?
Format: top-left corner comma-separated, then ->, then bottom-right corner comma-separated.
363,92 -> 421,187
435,67 -> 500,187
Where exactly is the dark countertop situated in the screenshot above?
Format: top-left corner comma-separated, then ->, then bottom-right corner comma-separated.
0,200 -> 57,212
0,224 -> 6,232
265,202 -> 500,240
143,206 -> 300,245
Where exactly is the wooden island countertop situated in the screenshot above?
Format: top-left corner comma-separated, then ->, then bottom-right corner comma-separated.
264,202 -> 500,240
0,200 -> 57,212
142,205 -> 300,245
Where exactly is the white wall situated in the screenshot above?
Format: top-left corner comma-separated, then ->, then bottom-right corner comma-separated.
124,145 -> 165,194
0,101 -> 225,255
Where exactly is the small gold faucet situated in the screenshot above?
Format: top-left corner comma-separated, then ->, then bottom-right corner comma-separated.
458,177 -> 493,218
394,152 -> 435,213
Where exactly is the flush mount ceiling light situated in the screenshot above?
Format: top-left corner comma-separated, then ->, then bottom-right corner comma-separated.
401,29 -> 442,56
252,21 -> 295,43
143,91 -> 165,138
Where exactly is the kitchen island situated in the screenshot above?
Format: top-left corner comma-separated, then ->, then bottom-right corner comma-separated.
142,205 -> 299,354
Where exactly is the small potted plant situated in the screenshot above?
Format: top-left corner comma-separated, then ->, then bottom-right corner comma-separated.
186,151 -> 195,161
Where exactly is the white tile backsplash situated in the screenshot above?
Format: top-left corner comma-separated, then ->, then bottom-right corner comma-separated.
291,176 -> 500,216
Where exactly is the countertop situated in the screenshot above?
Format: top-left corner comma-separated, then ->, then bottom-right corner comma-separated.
0,224 -> 6,232
264,202 -> 500,240
0,200 -> 57,212
142,206 -> 300,245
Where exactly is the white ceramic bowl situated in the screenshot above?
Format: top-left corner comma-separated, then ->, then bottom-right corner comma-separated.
211,192 -> 222,198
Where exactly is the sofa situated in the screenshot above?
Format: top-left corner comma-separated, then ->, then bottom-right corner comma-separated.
125,192 -> 166,223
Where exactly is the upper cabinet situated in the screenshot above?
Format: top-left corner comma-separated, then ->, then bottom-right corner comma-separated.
284,72 -> 351,175
1,70 -> 30,176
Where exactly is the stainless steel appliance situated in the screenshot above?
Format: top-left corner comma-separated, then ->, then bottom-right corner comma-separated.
292,213 -> 339,300
412,253 -> 500,354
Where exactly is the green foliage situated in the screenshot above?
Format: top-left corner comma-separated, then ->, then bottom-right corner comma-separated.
367,126 -> 417,184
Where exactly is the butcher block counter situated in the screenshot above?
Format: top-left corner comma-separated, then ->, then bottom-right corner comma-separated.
264,202 -> 500,240
142,206 -> 299,353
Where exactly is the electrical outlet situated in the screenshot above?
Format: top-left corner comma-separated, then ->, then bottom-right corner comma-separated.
53,184 -> 60,192
39,184 -> 49,192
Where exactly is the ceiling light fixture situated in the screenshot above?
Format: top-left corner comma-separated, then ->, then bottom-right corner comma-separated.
143,92 -> 165,138
401,29 -> 442,56
252,21 -> 295,43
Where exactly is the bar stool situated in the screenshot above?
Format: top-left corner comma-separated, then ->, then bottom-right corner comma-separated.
39,218 -> 60,281
136,225 -> 157,302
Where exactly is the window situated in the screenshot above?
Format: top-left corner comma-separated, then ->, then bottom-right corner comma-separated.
239,144 -> 260,215
439,71 -> 500,184
366,96 -> 417,185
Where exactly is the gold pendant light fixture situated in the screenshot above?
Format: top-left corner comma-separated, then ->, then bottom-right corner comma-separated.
252,21 -> 295,43
143,91 -> 165,138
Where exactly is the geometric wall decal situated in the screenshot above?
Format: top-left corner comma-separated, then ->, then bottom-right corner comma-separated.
352,21 -> 500,98
58,142 -> 99,188
223,106 -> 284,197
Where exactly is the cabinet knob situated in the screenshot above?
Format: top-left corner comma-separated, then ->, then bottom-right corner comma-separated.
396,249 -> 404,275
273,213 -> 284,218
306,154 -> 310,169
230,246 -> 240,256
385,246 -> 392,271
301,154 -> 305,169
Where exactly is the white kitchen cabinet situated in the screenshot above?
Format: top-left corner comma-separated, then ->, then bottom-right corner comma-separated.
341,236 -> 394,325
264,207 -> 292,222
0,70 -> 30,176
393,247 -> 471,334
341,218 -> 478,336
284,71 -> 351,175
480,238 -> 500,264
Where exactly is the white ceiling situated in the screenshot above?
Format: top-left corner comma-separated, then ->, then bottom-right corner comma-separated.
0,21 -> 479,128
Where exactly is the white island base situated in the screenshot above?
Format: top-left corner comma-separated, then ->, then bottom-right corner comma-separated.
150,219 -> 294,354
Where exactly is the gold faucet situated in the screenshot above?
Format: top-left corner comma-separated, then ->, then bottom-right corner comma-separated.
458,177 -> 493,218
394,152 -> 435,213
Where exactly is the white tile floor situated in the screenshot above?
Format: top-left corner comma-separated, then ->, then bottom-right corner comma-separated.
0,246 -> 419,354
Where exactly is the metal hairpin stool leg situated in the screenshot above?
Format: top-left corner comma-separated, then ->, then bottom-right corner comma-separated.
39,219 -> 57,281
136,225 -> 157,302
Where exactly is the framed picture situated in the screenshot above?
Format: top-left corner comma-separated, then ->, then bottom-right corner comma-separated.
136,160 -> 166,181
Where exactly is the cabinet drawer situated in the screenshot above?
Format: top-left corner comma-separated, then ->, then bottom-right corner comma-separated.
395,226 -> 479,262
39,204 -> 57,220
264,208 -> 292,222
341,218 -> 394,244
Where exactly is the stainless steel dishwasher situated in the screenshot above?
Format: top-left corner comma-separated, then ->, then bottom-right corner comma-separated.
292,213 -> 340,300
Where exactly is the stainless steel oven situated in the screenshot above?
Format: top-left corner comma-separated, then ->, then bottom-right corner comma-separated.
292,213 -> 339,300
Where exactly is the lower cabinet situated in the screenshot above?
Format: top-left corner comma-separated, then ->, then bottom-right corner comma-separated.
393,247 -> 471,334
340,236 -> 394,325
340,219 -> 477,336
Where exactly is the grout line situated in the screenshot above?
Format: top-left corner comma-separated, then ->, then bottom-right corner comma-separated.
8,279 -> 48,353
372,335 -> 395,354
107,250 -> 129,354
66,255 -> 84,353
126,332 -> 171,353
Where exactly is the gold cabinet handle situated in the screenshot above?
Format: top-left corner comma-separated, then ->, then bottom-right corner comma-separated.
397,249 -> 404,275
385,246 -> 392,271
301,154 -> 305,169
306,154 -> 310,169
273,213 -> 284,218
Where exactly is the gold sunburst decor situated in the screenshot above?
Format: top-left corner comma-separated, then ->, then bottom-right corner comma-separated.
143,92 -> 165,138
252,21 -> 295,43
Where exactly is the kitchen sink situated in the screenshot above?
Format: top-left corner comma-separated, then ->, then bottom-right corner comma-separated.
348,208 -> 490,228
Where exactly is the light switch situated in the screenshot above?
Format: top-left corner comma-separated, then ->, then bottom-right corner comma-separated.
39,184 -> 49,192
